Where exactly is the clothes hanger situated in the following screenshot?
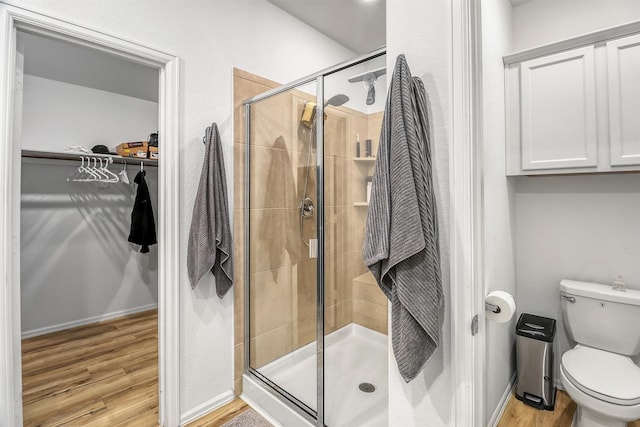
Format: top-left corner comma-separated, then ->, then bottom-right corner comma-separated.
73,156 -> 98,182
118,161 -> 130,184
93,157 -> 109,181
67,156 -> 85,182
101,157 -> 120,183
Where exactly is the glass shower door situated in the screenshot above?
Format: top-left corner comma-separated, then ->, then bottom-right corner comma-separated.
247,83 -> 319,416
322,53 -> 389,427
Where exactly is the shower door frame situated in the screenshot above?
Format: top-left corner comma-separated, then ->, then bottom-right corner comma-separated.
243,48 -> 387,427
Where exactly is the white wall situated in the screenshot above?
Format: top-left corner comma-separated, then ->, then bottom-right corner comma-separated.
511,0 -> 640,388
511,0 -> 640,52
20,75 -> 159,337
22,75 -> 158,152
21,161 -> 159,336
386,1 -> 453,425
481,0 -> 517,424
515,175 -> 640,378
2,0 -> 354,419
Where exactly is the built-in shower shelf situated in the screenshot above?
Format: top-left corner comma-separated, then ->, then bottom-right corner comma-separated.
353,202 -> 369,207
352,157 -> 376,162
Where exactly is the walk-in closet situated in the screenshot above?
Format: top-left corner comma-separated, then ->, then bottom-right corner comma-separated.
17,30 -> 160,424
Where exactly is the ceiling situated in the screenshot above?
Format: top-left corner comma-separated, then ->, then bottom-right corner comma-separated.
268,0 -> 386,54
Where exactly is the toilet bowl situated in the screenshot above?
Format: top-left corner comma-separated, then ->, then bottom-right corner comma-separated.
559,280 -> 640,427
559,345 -> 640,427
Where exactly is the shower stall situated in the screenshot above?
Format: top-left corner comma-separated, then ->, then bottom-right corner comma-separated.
241,50 -> 388,426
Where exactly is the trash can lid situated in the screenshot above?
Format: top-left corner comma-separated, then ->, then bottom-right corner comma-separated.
516,313 -> 556,342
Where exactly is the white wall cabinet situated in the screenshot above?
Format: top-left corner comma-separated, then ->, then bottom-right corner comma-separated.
505,25 -> 640,175
607,33 -> 640,166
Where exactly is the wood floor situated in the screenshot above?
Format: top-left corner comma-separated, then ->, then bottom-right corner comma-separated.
23,316 -> 640,427
498,389 -> 640,427
21,310 -> 159,426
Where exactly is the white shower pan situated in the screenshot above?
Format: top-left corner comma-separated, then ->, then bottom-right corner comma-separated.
243,323 -> 388,426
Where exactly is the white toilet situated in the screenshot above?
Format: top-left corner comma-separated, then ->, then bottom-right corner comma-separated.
560,279 -> 640,427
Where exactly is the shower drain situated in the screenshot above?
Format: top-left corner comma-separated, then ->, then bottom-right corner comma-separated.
359,382 -> 376,393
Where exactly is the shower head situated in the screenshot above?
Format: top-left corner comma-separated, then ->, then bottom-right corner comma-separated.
324,94 -> 349,107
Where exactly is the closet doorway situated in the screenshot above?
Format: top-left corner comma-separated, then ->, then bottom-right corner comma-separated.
0,6 -> 179,427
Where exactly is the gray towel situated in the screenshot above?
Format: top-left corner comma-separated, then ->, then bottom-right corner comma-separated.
362,55 -> 442,382
187,123 -> 233,298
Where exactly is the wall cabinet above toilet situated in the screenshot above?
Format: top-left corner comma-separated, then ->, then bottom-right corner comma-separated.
505,23 -> 640,176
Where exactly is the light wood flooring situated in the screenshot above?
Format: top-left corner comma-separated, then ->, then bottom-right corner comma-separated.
498,389 -> 640,427
24,315 -> 640,427
21,309 -> 159,426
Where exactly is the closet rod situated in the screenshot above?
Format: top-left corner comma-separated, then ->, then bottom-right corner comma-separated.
21,149 -> 159,167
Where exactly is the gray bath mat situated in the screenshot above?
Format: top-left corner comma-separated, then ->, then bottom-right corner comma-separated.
221,408 -> 273,427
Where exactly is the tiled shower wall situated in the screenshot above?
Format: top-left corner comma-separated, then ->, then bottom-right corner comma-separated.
233,69 -> 386,395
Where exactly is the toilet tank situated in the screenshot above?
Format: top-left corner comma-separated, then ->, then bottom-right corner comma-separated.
560,279 -> 640,356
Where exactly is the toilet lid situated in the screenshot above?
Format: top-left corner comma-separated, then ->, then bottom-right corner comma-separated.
562,345 -> 640,405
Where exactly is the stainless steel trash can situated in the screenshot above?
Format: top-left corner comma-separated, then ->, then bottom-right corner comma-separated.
515,313 -> 556,410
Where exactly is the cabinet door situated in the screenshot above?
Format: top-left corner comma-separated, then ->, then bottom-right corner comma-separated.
607,34 -> 640,166
520,46 -> 598,171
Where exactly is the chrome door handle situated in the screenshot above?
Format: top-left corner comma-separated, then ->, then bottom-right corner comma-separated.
561,294 -> 576,303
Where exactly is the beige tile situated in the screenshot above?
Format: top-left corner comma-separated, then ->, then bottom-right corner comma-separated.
250,144 -> 298,210
351,250 -> 368,277
234,77 -> 272,144
251,324 -> 293,368
292,260 -> 317,321
353,311 -> 388,335
282,208 -> 307,266
250,91 -> 293,151
233,209 -> 245,279
337,300 -> 353,330
249,266 -> 292,338
367,111 -> 384,156
352,298 -> 387,335
292,316 -> 316,351
324,156 -> 351,208
324,109 -> 350,158
352,207 -> 368,255
324,253 -> 353,306
353,297 -> 387,318
233,143 -> 246,211
350,161 -> 372,206
353,270 -> 377,285
325,300 -> 352,334
353,279 -> 387,306
234,276 -> 245,346
325,205 -> 354,256
234,343 -> 244,381
249,208 -> 285,273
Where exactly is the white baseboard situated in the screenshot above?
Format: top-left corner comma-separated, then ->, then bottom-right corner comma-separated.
179,389 -> 235,426
21,303 -> 158,339
488,371 -> 517,427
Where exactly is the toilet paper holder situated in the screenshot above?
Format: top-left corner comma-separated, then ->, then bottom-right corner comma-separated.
485,301 -> 501,314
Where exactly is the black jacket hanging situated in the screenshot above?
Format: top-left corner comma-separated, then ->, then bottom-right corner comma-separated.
128,170 -> 157,253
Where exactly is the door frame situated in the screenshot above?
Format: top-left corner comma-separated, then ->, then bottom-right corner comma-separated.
0,4 -> 180,426
451,0 -> 484,426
